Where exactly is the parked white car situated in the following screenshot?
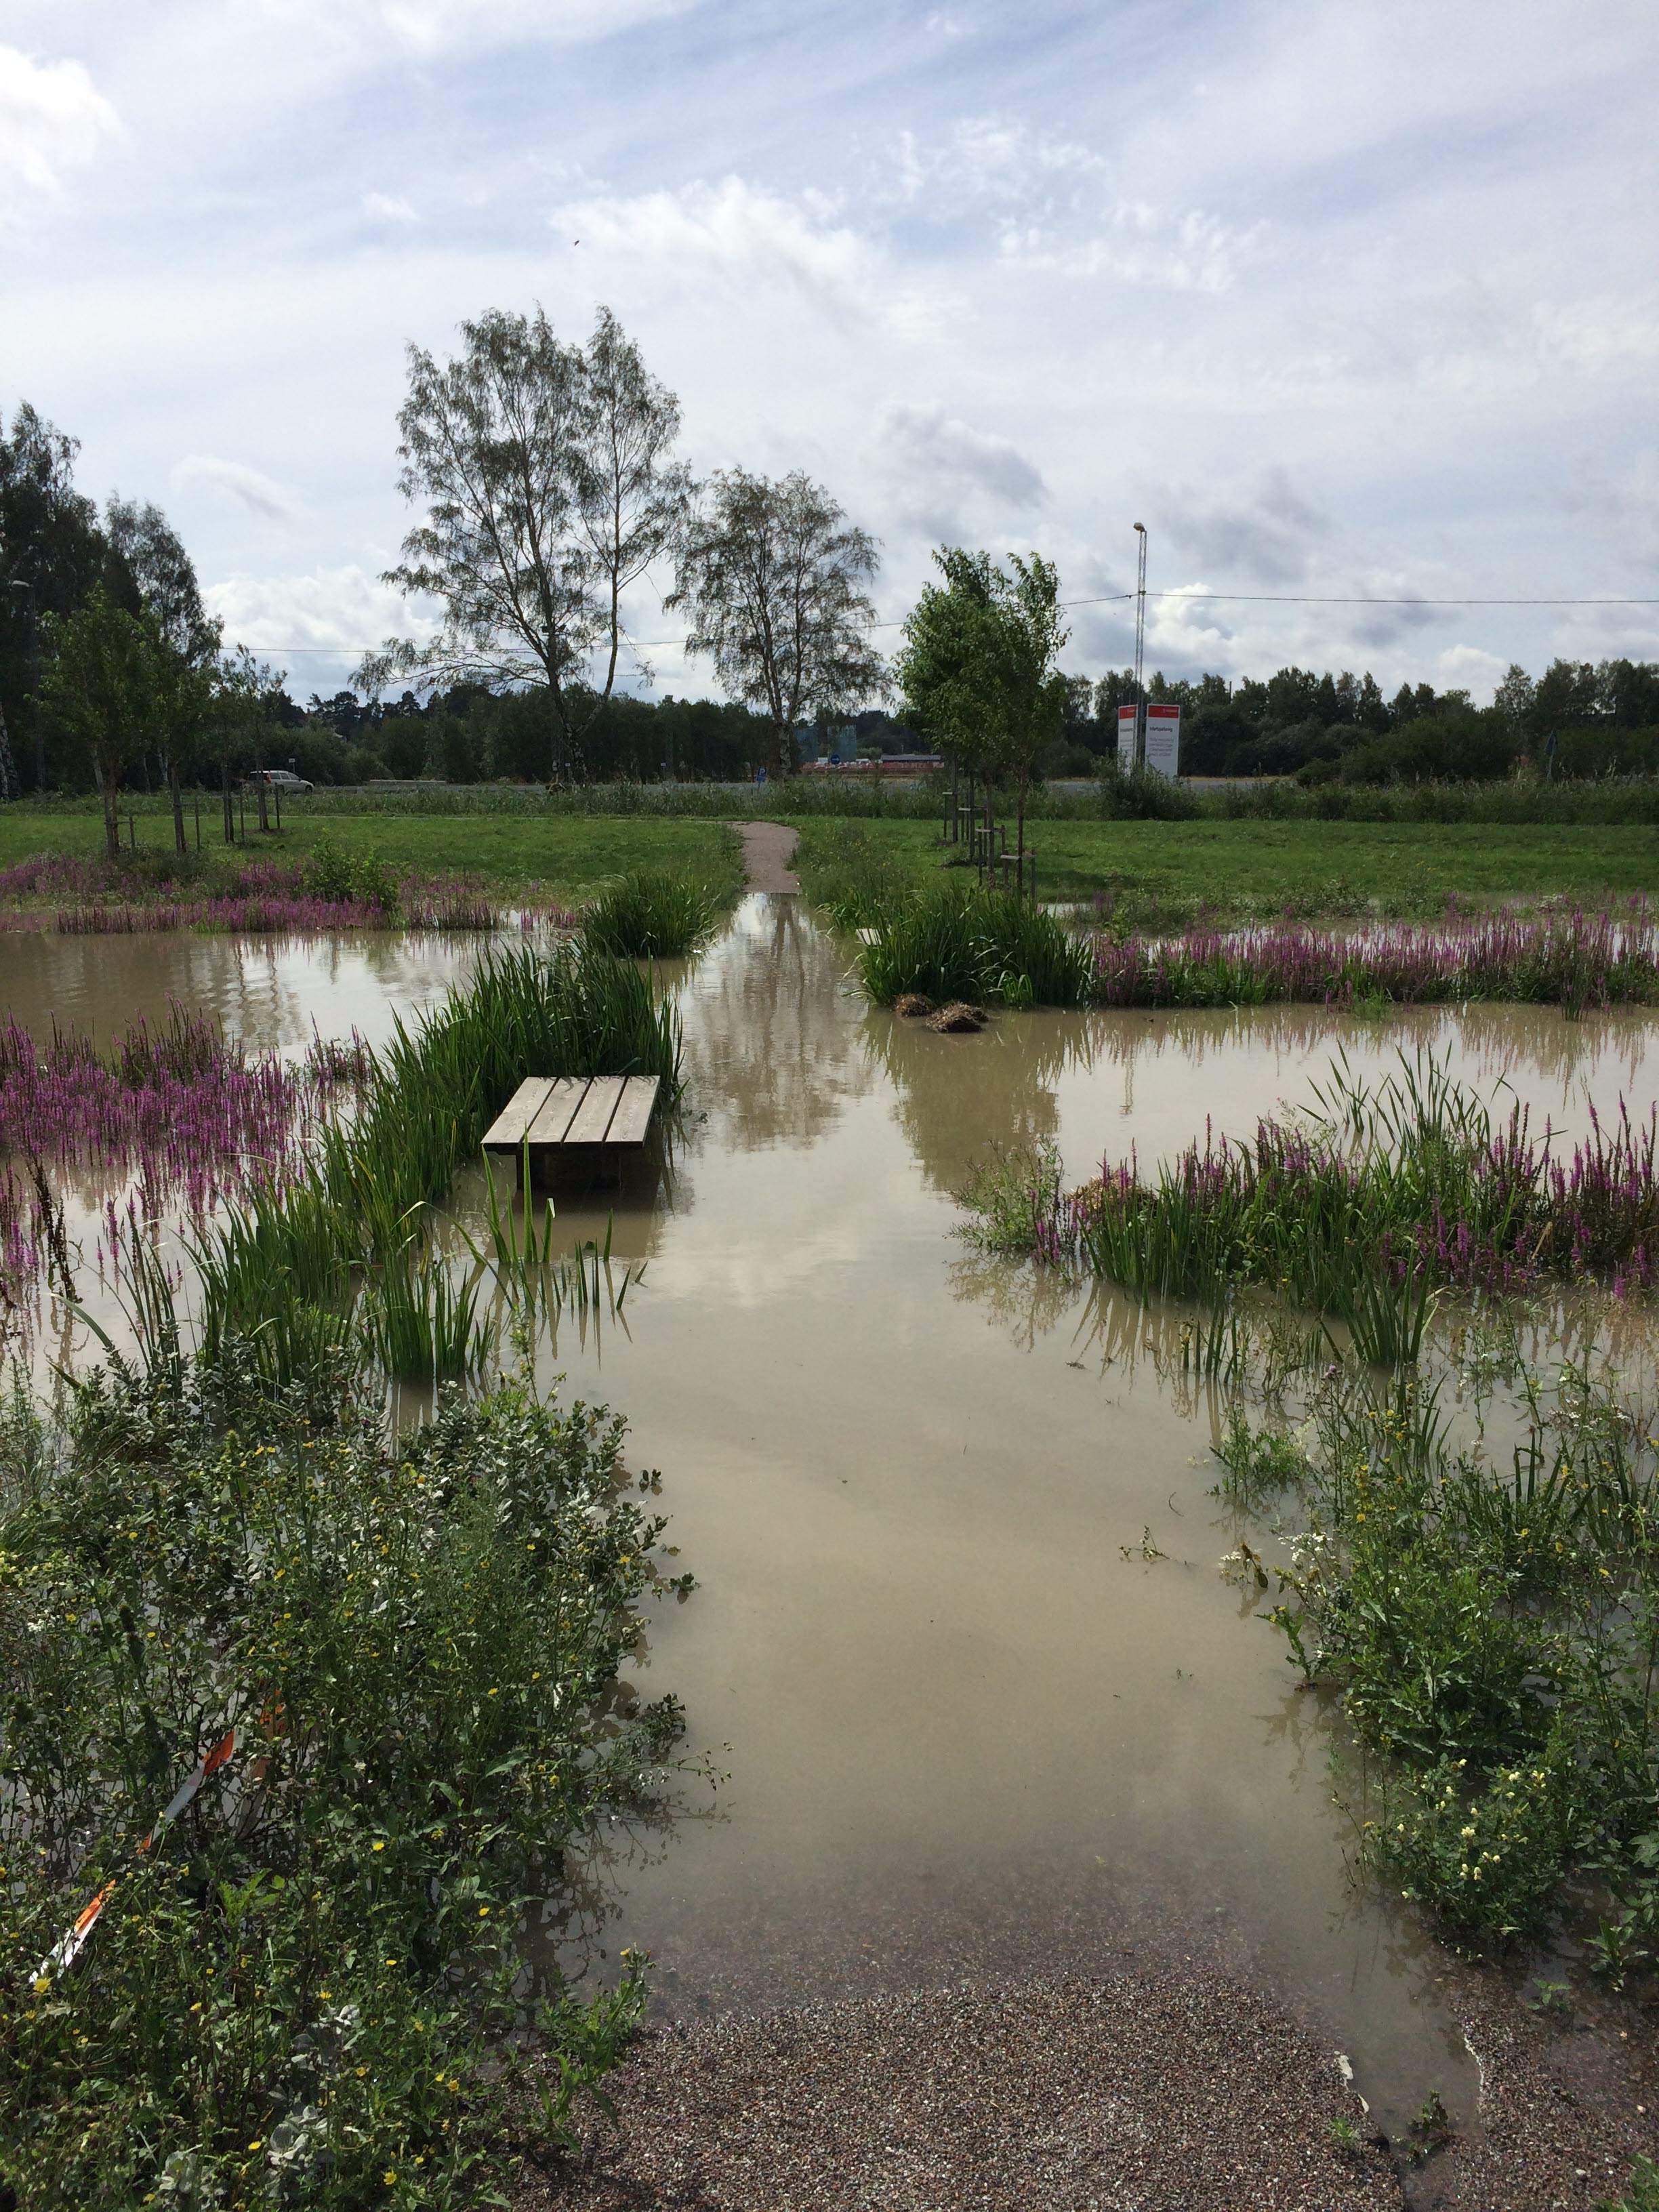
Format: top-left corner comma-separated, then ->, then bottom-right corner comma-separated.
247,768 -> 314,793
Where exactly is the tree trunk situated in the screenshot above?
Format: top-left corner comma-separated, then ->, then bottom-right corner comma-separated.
0,697 -> 18,802
222,758 -> 234,843
96,758 -> 120,861
169,758 -> 186,854
1016,769 -> 1029,903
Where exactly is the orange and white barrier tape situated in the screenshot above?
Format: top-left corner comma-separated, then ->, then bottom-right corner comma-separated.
33,1725 -> 239,1984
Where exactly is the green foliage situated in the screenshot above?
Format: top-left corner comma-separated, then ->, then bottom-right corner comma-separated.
1214,1412 -> 1309,1504
669,469 -> 885,779
1601,2154 -> 1659,2212
956,1143 -> 1065,1257
581,867 -> 718,958
794,818 -> 914,930
301,831 -> 399,912
856,885 -> 1094,1008
197,945 -> 681,1391
1095,760 -> 1203,820
364,1253 -> 489,1380
1248,1358 -> 1659,1945
895,547 -> 1067,851
0,1363 -> 682,2207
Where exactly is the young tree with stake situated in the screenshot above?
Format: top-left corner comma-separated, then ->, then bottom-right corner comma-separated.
897,547 -> 1067,890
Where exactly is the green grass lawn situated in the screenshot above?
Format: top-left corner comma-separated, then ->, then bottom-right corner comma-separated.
0,800 -> 743,904
792,815 -> 1659,920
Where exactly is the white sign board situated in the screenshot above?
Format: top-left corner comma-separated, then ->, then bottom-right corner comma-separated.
1117,703 -> 1138,762
1144,702 -> 1181,780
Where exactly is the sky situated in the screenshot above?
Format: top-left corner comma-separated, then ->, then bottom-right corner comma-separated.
3,0 -> 1658,707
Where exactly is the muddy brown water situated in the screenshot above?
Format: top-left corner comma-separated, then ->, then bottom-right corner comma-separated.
7,899 -> 1659,2141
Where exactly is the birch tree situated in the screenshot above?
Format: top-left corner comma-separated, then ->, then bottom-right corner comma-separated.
358,306 -> 690,780
669,470 -> 884,778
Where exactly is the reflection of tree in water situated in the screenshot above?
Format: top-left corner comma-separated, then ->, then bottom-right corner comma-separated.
868,1012 -> 1113,1195
677,898 -> 874,1152
1082,998 -> 1657,1102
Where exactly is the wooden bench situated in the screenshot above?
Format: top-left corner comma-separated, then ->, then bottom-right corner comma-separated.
482,1074 -> 661,1184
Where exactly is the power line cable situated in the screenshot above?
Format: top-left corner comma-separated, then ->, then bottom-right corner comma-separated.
242,586 -> 1659,653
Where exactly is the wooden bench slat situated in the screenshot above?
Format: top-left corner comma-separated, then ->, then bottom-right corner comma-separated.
481,1076 -> 556,1151
527,1078 -> 589,1146
605,1075 -> 659,1146
562,1075 -> 628,1145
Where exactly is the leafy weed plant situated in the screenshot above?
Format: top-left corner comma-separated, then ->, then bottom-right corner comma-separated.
0,1352 -> 686,2207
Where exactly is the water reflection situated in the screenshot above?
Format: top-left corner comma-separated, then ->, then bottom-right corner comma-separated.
9,910 -> 1659,2137
676,896 -> 875,1153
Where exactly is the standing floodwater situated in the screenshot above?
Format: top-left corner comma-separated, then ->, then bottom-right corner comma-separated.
7,899 -> 1659,2149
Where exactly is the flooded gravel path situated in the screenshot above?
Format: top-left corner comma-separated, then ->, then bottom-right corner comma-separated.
7,899 -> 1659,2203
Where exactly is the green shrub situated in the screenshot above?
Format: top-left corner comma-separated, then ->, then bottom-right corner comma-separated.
302,831 -> 398,912
0,1365 -> 682,2207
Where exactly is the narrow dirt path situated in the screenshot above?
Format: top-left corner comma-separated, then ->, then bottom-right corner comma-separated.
737,819 -> 800,893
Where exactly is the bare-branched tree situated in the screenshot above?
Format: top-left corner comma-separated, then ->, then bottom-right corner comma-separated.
669,470 -> 885,779
358,306 -> 690,781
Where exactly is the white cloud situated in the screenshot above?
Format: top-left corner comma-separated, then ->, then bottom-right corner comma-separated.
550,176 -> 875,319
996,200 -> 1261,297
244,0 -> 688,60
363,190 -> 417,223
204,564 -> 441,674
1434,644 -> 1508,699
0,44 -> 121,216
173,454 -> 303,524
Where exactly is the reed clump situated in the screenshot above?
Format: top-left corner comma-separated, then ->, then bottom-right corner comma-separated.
1087,907 -> 1659,1016
963,1051 -> 1659,1353
857,886 -> 1095,1010
581,869 -> 718,959
197,945 -> 680,1389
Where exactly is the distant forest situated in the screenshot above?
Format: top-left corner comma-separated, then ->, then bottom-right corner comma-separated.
258,653 -> 1659,788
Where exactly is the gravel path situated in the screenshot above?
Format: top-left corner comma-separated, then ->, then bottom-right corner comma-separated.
518,1971 -> 1401,2212
512,1959 -> 1659,2212
736,820 -> 800,893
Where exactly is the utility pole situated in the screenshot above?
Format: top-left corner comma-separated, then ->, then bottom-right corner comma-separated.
1132,523 -> 1148,769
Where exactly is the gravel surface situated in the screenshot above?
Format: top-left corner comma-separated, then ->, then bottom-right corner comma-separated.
510,1961 -> 1659,2212
516,1970 -> 1401,2212
735,821 -> 800,893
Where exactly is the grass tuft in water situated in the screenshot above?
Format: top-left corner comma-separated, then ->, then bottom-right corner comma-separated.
857,886 -> 1094,1009
197,944 -> 680,1391
964,1048 -> 1659,1340
581,869 -> 718,958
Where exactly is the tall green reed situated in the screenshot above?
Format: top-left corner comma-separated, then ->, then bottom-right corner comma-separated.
856,886 -> 1094,1009
581,869 -> 718,958
196,945 -> 680,1389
